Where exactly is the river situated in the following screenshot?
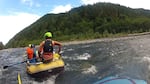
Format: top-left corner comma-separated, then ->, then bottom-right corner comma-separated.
0,35 -> 150,84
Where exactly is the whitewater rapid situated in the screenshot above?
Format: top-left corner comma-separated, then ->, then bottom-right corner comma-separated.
0,34 -> 150,84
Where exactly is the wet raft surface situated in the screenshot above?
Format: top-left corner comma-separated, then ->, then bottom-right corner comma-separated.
0,35 -> 150,84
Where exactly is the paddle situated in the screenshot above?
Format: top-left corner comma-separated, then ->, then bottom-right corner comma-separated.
3,57 -> 39,69
18,73 -> 22,84
3,52 -> 63,69
3,60 -> 27,69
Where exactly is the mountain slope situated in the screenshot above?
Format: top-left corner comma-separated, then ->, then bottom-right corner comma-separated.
6,2 -> 150,48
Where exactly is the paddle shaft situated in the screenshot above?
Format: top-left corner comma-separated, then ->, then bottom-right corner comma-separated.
3,60 -> 27,69
18,73 -> 22,84
3,57 -> 38,69
3,53 -> 61,69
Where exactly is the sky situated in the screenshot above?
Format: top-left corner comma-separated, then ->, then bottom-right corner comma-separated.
1,0 -> 150,45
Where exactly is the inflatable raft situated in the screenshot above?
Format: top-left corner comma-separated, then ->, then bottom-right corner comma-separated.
94,76 -> 147,84
26,53 -> 65,76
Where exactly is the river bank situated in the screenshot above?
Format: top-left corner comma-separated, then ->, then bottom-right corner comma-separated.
62,32 -> 150,45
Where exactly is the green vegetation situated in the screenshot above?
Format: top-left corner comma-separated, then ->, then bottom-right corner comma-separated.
0,42 -> 4,50
5,2 -> 150,48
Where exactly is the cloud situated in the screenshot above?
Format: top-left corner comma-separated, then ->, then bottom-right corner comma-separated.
51,4 -> 72,14
21,0 -> 34,6
0,12 -> 40,44
21,0 -> 40,7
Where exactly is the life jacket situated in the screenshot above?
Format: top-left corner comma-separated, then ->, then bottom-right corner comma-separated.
26,47 -> 34,59
43,40 -> 53,53
42,40 -> 54,62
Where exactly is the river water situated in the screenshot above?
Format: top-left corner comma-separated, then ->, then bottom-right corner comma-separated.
0,35 -> 150,84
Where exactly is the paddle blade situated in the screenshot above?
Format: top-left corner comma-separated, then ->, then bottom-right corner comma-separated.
3,66 -> 8,69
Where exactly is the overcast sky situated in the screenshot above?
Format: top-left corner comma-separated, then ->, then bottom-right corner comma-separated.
1,0 -> 150,44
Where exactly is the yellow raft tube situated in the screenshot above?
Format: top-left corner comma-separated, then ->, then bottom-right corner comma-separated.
26,53 -> 65,75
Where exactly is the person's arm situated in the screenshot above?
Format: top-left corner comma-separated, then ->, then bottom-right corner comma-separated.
53,41 -> 62,54
38,41 -> 44,57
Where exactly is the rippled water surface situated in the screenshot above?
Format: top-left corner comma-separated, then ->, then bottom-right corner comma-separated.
0,35 -> 150,84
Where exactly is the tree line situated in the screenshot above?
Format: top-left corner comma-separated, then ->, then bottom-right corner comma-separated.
5,2 -> 150,48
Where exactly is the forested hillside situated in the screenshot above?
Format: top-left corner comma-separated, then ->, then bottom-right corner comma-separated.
0,42 -> 4,50
6,2 -> 150,48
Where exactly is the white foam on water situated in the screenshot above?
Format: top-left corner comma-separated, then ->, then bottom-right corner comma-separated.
62,53 -> 91,60
0,68 -> 2,76
0,67 -> 7,76
141,56 -> 150,70
81,45 -> 91,48
66,48 -> 74,51
77,53 -> 91,60
141,56 -> 150,62
82,65 -> 97,75
64,63 -> 74,71
115,64 -> 123,70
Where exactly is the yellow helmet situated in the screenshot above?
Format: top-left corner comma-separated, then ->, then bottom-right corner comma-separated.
44,32 -> 52,38
28,44 -> 35,48
28,44 -> 32,47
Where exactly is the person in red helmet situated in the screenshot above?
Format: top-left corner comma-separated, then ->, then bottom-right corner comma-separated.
38,32 -> 62,63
